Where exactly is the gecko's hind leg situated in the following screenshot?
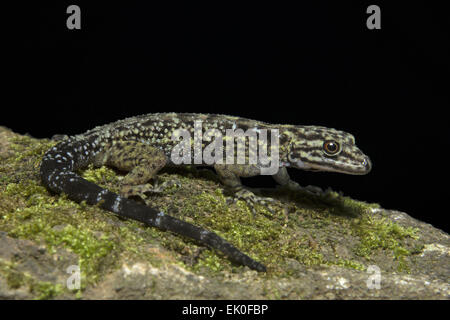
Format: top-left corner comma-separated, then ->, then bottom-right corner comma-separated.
96,140 -> 177,201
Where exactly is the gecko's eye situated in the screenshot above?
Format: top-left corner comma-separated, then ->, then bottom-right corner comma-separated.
323,140 -> 340,156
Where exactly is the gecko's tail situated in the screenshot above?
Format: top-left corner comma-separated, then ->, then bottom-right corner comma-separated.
40,141 -> 266,272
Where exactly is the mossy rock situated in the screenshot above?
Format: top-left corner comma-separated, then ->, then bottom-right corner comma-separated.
0,126 -> 448,299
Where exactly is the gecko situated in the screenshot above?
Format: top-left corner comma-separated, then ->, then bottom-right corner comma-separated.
40,113 -> 372,272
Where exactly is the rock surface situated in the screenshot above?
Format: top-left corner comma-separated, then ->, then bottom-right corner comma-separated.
0,126 -> 448,299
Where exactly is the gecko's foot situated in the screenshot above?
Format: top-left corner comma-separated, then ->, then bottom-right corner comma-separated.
228,189 -> 275,215
120,183 -> 157,200
280,181 -> 323,196
120,179 -> 181,199
151,179 -> 181,193
300,185 -> 323,196
51,134 -> 69,141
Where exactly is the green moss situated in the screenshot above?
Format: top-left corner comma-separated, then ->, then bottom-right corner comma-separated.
46,225 -> 117,282
264,286 -> 282,299
166,187 -> 377,274
0,260 -> 63,299
0,177 -> 169,288
31,281 -> 64,300
0,134 -> 175,296
82,164 -> 120,190
324,190 -> 381,215
5,266 -> 26,289
329,258 -> 366,271
295,247 -> 326,267
351,215 -> 419,272
193,251 -> 225,273
2,181 -> 116,284
178,189 -> 285,271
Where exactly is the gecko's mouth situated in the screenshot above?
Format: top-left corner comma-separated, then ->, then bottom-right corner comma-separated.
300,156 -> 372,175
305,168 -> 321,172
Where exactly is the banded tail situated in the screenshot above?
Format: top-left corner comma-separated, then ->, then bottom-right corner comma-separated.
40,139 -> 266,272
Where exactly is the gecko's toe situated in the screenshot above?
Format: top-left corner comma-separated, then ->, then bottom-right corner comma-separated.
156,178 -> 181,191
300,185 -> 323,195
279,182 -> 323,196
120,183 -> 155,199
232,189 -> 276,215
120,178 -> 181,200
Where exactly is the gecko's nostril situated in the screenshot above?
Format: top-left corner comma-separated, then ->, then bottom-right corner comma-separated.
362,157 -> 372,173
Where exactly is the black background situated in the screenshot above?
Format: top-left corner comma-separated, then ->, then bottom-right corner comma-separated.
5,1 -> 449,232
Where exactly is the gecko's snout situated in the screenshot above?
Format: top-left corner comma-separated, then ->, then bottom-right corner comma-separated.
362,156 -> 372,174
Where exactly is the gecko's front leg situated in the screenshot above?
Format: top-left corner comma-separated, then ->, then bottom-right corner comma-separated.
272,167 -> 323,195
214,163 -> 275,214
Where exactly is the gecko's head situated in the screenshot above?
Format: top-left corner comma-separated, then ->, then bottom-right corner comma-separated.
284,126 -> 372,175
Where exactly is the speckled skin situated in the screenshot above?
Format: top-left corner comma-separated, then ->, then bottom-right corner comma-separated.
40,113 -> 372,271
